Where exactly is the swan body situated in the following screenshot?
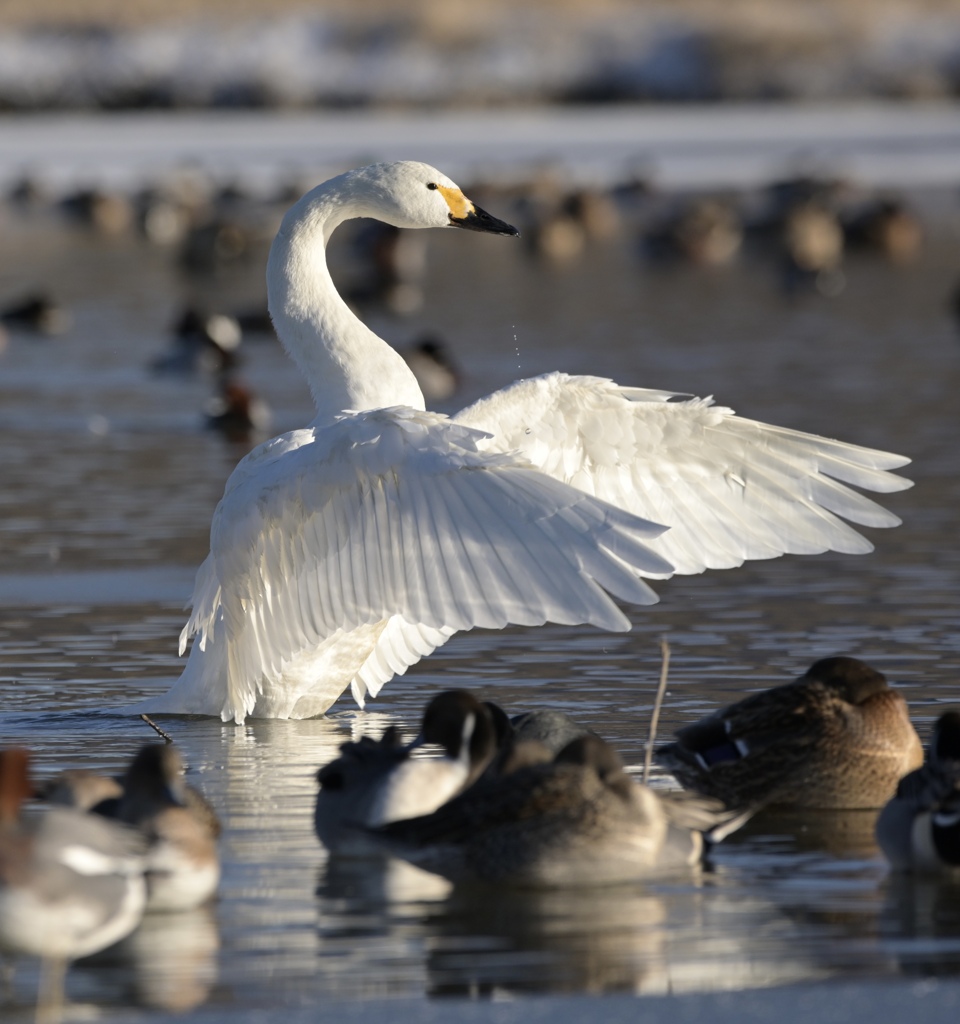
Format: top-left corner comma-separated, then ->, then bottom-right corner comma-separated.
135,160 -> 912,725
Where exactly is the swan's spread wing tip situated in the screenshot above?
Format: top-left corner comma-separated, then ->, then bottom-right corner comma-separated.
456,373 -> 911,577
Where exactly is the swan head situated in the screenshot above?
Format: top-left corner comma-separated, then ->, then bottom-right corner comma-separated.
341,161 -> 519,236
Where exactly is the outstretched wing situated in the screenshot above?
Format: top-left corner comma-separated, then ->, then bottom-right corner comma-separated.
455,372 -> 912,575
182,407 -> 674,723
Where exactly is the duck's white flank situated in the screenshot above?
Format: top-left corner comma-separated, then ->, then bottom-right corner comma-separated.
134,160 -> 911,724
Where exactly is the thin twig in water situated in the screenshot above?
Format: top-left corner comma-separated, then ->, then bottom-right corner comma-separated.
140,713 -> 175,744
643,637 -> 671,785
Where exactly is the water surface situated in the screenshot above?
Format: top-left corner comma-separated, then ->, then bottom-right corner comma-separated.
1,183 -> 959,1019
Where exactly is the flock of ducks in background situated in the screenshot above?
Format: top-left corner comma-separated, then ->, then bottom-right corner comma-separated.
0,167 -> 940,444
2,657 -> 959,1018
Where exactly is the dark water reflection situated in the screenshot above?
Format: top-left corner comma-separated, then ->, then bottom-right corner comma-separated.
1,193 -> 960,1018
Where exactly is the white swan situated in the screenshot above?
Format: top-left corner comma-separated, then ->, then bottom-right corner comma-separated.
135,161 -> 912,725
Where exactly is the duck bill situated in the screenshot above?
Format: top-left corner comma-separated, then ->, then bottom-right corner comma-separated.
451,204 -> 519,237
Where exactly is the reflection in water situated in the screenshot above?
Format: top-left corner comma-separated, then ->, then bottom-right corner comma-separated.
713,813 -> 904,981
881,876 -> 960,977
315,849 -> 834,998
314,857 -> 453,1000
427,883 -> 672,996
319,855 -> 453,907
732,808 -> 883,860
117,907 -> 220,1011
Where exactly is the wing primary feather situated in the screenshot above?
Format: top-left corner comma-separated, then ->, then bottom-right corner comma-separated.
730,416 -> 912,475
430,471 -> 519,628
357,477 -> 387,620
401,469 -> 474,628
803,473 -> 903,528
394,470 -> 447,626
329,487 -> 360,626
456,468 -> 627,628
463,468 -> 620,626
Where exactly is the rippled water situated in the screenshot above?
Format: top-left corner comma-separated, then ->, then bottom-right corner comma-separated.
1,189 -> 960,1020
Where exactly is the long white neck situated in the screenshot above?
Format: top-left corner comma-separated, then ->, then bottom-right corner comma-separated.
266,174 -> 426,424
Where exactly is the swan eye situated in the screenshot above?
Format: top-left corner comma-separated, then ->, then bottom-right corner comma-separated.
426,182 -> 439,191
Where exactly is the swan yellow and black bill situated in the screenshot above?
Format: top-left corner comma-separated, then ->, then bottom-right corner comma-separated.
436,184 -> 519,236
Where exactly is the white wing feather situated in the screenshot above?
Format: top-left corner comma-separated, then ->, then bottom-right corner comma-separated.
456,373 -> 912,575
183,407 -> 674,723
350,619 -> 454,707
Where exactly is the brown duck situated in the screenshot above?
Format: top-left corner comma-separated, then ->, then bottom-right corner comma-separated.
656,656 -> 923,810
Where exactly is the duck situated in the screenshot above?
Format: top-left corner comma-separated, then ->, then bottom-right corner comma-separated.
369,734 -> 750,886
476,708 -> 589,778
643,197 -> 743,267
59,187 -> 134,236
179,217 -> 253,273
515,174 -> 586,265
315,689 -> 499,854
508,708 -> 594,755
344,220 -> 428,315
843,197 -> 923,264
149,305 -> 243,375
656,656 -> 924,810
453,703 -> 582,781
525,207 -> 586,265
876,710 -> 960,873
0,748 -> 147,1019
137,189 -> 193,248
204,376 -> 272,442
131,160 -> 911,726
114,744 -> 220,911
0,292 -> 72,336
563,188 -> 620,242
41,757 -> 221,839
519,183 -> 618,265
781,200 -> 846,295
40,768 -> 124,811
401,334 -> 461,404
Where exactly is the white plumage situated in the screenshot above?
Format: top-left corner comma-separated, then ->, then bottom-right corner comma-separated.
134,161 -> 911,725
